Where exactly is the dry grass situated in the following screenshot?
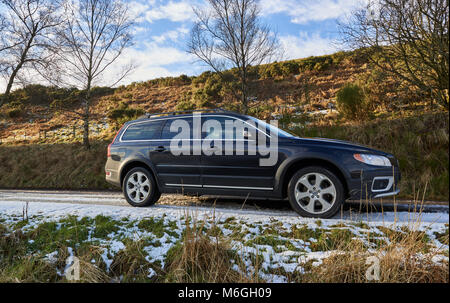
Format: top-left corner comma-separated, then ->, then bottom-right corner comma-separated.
300,234 -> 448,283
109,239 -> 159,282
296,198 -> 449,283
0,141 -> 113,189
0,206 -> 448,283
164,213 -> 251,283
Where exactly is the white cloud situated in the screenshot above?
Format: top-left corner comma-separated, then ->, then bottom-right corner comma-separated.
144,0 -> 197,23
128,1 -> 152,23
151,26 -> 189,44
132,26 -> 149,35
102,41 -> 198,86
260,0 -> 364,24
279,32 -> 338,59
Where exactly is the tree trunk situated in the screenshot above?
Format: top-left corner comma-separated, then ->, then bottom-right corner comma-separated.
241,68 -> 248,114
241,84 -> 247,114
83,81 -> 92,149
83,103 -> 90,149
435,89 -> 449,110
0,31 -> 36,107
1,64 -> 25,107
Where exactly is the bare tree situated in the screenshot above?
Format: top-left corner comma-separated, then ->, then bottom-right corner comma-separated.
0,11 -> 10,52
56,0 -> 133,149
188,0 -> 280,113
0,0 -> 64,107
340,0 -> 449,109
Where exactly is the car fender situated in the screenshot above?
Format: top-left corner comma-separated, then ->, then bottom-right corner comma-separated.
119,156 -> 161,188
274,151 -> 351,192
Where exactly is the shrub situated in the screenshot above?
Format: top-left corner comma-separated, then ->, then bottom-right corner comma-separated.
175,92 -> 196,111
280,61 -> 300,77
264,62 -> 282,78
145,75 -> 193,87
1,100 -> 25,118
107,102 -> 144,124
89,86 -> 114,97
192,71 -> 215,86
6,107 -> 23,118
336,83 -> 367,120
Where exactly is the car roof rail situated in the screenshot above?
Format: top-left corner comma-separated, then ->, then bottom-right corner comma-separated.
140,108 -> 235,119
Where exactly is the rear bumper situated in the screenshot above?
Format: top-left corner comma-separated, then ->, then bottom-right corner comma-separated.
105,159 -> 121,187
105,174 -> 121,187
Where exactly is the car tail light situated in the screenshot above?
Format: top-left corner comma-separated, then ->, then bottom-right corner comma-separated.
108,126 -> 123,157
107,143 -> 112,157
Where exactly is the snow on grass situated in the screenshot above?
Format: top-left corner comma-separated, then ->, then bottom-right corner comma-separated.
0,201 -> 448,282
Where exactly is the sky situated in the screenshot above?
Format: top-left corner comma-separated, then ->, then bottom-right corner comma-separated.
0,0 -> 365,91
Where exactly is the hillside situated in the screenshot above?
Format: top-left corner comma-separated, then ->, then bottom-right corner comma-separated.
0,50 -> 392,144
0,50 -> 448,201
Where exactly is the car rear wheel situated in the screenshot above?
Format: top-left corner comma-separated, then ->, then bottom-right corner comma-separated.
288,166 -> 344,218
123,167 -> 161,207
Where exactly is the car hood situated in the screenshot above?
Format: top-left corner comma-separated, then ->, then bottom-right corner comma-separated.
285,137 -> 387,155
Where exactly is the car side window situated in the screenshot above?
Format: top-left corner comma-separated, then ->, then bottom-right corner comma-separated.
121,121 -> 163,141
202,117 -> 231,140
161,118 -> 194,140
202,116 -> 259,140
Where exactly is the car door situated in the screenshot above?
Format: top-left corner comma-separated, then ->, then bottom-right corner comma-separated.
150,116 -> 202,189
200,115 -> 275,191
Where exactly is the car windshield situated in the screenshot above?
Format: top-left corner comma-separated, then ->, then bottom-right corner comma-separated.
247,116 -> 297,138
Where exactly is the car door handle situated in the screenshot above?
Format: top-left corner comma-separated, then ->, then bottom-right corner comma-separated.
154,146 -> 166,152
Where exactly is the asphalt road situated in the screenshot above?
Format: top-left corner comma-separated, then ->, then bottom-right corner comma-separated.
0,189 -> 448,215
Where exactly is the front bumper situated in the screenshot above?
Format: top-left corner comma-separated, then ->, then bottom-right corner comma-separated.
373,188 -> 400,199
347,166 -> 401,200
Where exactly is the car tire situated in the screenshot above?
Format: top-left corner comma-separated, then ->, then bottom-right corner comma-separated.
288,166 -> 345,218
123,167 -> 161,207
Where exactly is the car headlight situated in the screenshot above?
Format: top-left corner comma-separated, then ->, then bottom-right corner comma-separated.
353,154 -> 391,167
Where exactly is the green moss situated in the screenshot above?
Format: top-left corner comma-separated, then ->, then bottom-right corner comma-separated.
352,222 -> 370,229
310,228 -> 355,251
93,215 -> 121,238
246,235 -> 289,247
137,217 -> 166,238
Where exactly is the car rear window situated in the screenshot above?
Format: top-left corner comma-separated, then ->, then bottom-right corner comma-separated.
121,121 -> 162,141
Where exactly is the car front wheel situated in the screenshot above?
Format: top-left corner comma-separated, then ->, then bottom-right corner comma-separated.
123,167 -> 161,207
288,166 -> 345,218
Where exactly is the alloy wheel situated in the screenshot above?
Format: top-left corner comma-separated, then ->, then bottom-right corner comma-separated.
294,172 -> 337,214
126,172 -> 151,203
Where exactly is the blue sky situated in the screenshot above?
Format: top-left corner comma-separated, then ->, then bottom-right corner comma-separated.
108,0 -> 363,86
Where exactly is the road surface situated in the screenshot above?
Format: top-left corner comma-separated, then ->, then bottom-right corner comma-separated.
0,189 -> 448,223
